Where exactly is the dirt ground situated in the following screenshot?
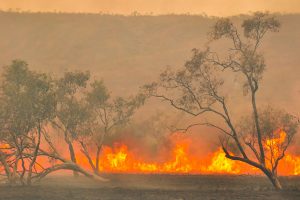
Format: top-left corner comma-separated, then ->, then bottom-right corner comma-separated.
0,174 -> 299,200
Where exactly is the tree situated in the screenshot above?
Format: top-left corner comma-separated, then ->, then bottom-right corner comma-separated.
0,60 -> 56,185
238,107 -> 298,179
54,71 -> 91,177
0,61 -> 108,185
78,80 -> 144,174
143,12 -> 299,189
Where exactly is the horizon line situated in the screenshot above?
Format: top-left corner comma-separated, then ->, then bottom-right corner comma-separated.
1,8 -> 300,17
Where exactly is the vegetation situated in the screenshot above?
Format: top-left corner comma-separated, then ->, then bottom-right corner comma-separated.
144,12 -> 299,189
0,60 -> 143,185
0,12 -> 298,191
78,80 -> 144,175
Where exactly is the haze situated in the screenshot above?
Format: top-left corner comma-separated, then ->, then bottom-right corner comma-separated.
0,2 -> 300,197
1,0 -> 300,16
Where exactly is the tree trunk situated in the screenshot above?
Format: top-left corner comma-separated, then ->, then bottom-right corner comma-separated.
27,127 -> 42,185
251,90 -> 265,165
95,145 -> 102,174
33,162 -> 108,182
224,149 -> 283,190
80,143 -> 102,175
268,174 -> 282,190
79,141 -> 97,173
0,151 -> 12,184
68,142 -> 79,177
11,159 -> 18,185
263,169 -> 282,190
19,151 -> 26,185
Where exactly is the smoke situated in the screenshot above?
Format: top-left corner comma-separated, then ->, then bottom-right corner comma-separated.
98,110 -> 220,164
0,12 -> 299,158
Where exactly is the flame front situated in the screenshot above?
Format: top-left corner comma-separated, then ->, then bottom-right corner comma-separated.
85,131 -> 300,175
97,143 -> 248,174
2,130 -> 299,176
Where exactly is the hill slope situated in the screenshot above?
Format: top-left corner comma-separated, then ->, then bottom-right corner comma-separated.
0,12 -> 299,115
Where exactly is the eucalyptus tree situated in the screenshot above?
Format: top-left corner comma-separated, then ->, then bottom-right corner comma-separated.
0,62 -> 109,184
54,71 -> 91,176
0,60 -> 56,185
78,80 -> 144,174
143,12 -> 298,189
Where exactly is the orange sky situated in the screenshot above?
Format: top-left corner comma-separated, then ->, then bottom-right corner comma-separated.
0,0 -> 300,16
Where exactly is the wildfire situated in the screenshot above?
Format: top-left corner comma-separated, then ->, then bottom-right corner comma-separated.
265,129 -> 286,158
96,142 -> 249,174
2,131 -> 299,176
2,130 -> 299,176
82,130 -> 300,175
105,145 -> 128,170
207,148 -> 240,174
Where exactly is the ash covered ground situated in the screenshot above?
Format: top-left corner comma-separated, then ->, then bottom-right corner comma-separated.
0,174 -> 299,200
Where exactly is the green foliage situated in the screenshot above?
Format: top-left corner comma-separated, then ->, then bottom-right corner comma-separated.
58,98 -> 92,139
242,12 -> 281,39
54,71 -> 144,143
0,60 -> 56,136
86,80 -> 145,136
210,18 -> 236,40
57,71 -> 90,97
55,71 -> 92,140
208,12 -> 282,97
0,59 -> 144,179
86,80 -> 110,107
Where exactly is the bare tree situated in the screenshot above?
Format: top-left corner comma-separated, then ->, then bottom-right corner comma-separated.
143,12 -> 298,189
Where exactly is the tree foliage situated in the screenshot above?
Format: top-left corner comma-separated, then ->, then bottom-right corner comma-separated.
78,80 -> 144,174
0,60 -> 142,185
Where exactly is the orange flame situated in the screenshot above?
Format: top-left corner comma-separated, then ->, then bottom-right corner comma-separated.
78,130 -> 299,175
2,130 -> 298,176
265,129 -> 286,159
96,143 -> 250,174
207,148 -> 240,174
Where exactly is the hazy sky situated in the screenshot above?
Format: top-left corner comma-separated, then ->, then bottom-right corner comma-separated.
1,0 -> 300,16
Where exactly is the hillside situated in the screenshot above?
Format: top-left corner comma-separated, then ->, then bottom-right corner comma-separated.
0,12 -> 299,118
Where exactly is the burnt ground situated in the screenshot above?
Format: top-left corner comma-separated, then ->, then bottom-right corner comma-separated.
0,174 -> 300,200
